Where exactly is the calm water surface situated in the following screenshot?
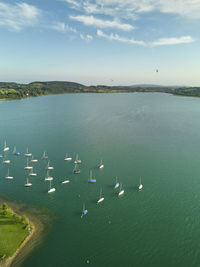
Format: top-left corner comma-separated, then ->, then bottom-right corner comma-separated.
1,93 -> 200,267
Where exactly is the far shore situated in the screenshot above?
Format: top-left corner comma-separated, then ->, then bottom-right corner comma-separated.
0,194 -> 54,267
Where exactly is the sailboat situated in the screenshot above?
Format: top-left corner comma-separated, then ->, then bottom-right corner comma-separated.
118,183 -> 124,196
25,178 -> 32,187
41,151 -> 48,160
13,146 -> 20,155
46,161 -> 54,170
73,163 -> 80,174
48,180 -> 56,193
88,170 -> 96,183
138,177 -> 143,190
99,159 -> 104,169
74,154 -> 81,164
64,153 -> 72,161
45,171 -> 53,181
3,141 -> 9,152
24,158 -> 33,170
3,159 -> 10,164
81,203 -> 88,218
62,179 -> 70,184
31,156 -> 38,163
97,188 -> 104,204
24,148 -> 32,157
5,169 -> 13,180
114,177 -> 120,189
29,169 -> 37,176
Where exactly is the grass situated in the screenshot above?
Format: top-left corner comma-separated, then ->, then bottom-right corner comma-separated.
0,204 -> 30,260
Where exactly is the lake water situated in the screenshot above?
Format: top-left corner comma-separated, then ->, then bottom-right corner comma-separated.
1,93 -> 200,267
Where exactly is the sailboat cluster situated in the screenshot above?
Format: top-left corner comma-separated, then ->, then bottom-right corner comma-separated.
1,141 -> 143,218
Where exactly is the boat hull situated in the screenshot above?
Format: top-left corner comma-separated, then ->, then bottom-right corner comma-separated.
48,188 -> 56,193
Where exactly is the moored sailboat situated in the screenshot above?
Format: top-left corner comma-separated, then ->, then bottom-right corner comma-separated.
64,153 -> 72,161
73,163 -> 80,174
46,161 -> 54,170
74,154 -> 81,164
45,171 -> 53,181
3,141 -> 9,152
13,146 -> 20,155
62,179 -> 70,184
97,188 -> 104,204
138,177 -> 143,190
48,180 -> 56,193
5,169 -> 13,180
24,159 -> 33,170
81,203 -> 88,218
88,170 -> 96,183
99,159 -> 104,169
41,151 -> 48,160
118,183 -> 124,196
114,177 -> 120,189
25,178 -> 32,187
24,148 -> 32,157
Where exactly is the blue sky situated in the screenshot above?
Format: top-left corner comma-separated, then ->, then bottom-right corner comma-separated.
0,0 -> 200,86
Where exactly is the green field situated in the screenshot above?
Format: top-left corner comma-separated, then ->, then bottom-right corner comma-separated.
0,204 -> 30,261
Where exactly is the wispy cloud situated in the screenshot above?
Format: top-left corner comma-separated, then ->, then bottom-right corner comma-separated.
80,33 -> 93,41
0,2 -> 41,31
70,15 -> 134,31
97,30 -> 145,45
97,30 -> 195,47
50,22 -> 77,33
64,0 -> 200,19
151,36 -> 195,46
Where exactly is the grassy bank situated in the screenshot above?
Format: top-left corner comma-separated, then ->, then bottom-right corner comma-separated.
0,195 -> 54,267
0,204 -> 31,262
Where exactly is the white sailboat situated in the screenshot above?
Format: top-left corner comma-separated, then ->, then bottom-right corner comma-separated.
62,179 -> 70,184
3,159 -> 10,164
25,178 -> 32,187
24,158 -> 33,170
24,148 -> 32,157
46,161 -> 54,170
5,169 -> 13,180
45,171 -> 53,181
29,169 -> 37,176
99,159 -> 104,169
114,177 -> 120,189
48,180 -> 56,193
97,188 -> 104,204
138,177 -> 143,190
3,141 -> 9,152
31,156 -> 38,163
41,151 -> 48,160
74,154 -> 81,164
118,183 -> 124,196
64,153 -> 72,161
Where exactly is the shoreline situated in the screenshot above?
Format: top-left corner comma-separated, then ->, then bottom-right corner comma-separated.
0,194 -> 54,267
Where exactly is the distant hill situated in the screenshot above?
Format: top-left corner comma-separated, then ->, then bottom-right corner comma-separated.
0,81 -> 199,99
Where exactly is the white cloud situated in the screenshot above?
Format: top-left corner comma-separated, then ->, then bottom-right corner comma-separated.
151,36 -> 195,46
51,22 -> 77,33
80,33 -> 93,41
0,2 -> 41,31
97,29 -> 195,46
97,29 -> 145,45
63,0 -> 81,7
64,0 -> 200,19
70,15 -> 134,31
